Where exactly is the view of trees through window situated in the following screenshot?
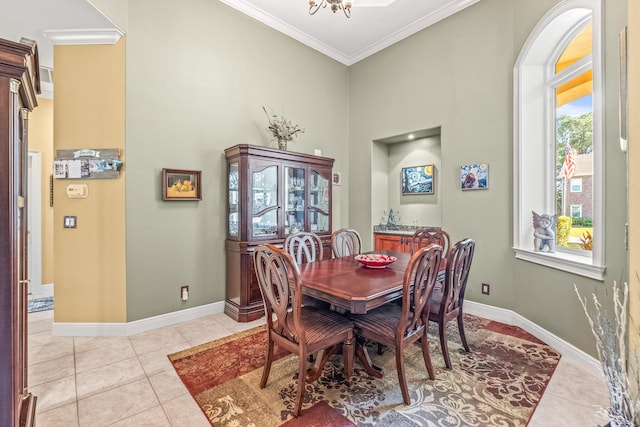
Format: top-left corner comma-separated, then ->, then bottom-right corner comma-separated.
555,95 -> 593,251
553,21 -> 593,252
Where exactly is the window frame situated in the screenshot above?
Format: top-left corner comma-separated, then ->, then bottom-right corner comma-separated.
570,177 -> 583,192
570,204 -> 583,218
513,0 -> 604,280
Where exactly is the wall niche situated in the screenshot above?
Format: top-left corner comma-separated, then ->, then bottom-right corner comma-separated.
371,127 -> 442,229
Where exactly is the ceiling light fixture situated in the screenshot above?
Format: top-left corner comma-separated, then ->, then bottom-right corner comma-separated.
309,0 -> 352,18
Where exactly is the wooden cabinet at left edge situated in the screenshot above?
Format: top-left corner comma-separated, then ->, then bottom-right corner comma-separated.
0,37 -> 39,427
224,144 -> 334,322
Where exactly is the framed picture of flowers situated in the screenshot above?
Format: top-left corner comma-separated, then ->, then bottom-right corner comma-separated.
162,168 -> 202,201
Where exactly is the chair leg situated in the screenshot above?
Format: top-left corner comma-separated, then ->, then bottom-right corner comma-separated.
457,313 -> 470,352
420,332 -> 435,380
439,320 -> 452,369
260,337 -> 274,388
395,346 -> 411,405
343,338 -> 354,386
293,353 -> 307,417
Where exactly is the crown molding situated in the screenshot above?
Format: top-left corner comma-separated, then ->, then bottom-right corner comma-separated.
219,0 -> 353,64
348,0 -> 481,65
220,0 -> 480,66
42,29 -> 123,46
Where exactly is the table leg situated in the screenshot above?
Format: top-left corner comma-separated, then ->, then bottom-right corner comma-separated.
355,339 -> 383,378
305,346 -> 338,382
306,340 -> 384,381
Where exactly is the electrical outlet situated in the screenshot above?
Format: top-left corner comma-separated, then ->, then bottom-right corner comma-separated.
63,216 -> 77,228
481,283 -> 490,295
180,285 -> 189,301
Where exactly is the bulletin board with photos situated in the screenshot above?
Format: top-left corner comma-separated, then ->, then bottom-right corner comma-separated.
53,148 -> 123,179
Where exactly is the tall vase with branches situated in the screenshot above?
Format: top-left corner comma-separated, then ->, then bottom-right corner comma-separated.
575,281 -> 640,427
262,106 -> 304,151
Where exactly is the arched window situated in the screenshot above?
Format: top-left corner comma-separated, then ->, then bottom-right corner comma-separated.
513,0 -> 604,279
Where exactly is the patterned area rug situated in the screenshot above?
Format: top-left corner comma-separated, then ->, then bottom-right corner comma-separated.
168,315 -> 560,426
28,296 -> 54,313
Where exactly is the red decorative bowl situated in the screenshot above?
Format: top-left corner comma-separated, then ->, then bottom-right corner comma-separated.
355,254 -> 397,269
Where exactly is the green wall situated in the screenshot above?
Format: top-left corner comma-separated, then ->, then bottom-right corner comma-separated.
112,0 -> 628,355
349,0 -> 628,356
350,0 -> 515,309
124,0 -> 350,321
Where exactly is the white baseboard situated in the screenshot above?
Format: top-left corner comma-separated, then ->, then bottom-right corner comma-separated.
465,300 -> 603,379
52,301 -> 225,337
50,297 -> 603,380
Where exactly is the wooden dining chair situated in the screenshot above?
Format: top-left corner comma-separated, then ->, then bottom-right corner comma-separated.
411,227 -> 451,259
427,238 -> 475,369
331,228 -> 362,258
410,227 -> 450,295
284,231 -> 324,264
284,231 -> 330,314
349,244 -> 443,405
253,244 -> 354,417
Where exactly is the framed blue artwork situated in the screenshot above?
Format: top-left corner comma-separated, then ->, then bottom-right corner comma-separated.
401,164 -> 434,194
460,164 -> 489,190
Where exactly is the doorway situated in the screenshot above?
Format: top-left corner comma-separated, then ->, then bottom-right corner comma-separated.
27,151 -> 49,296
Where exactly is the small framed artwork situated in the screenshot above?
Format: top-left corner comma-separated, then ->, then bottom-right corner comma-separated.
460,164 -> 489,190
332,171 -> 342,186
162,168 -> 202,201
401,164 -> 434,194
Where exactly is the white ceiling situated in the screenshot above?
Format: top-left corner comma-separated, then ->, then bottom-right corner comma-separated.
221,0 -> 480,65
0,0 -> 479,71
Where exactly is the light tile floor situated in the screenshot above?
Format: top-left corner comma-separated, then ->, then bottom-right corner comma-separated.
28,309 -> 611,426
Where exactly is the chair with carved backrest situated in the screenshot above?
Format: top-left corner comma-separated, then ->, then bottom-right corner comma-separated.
331,228 -> 362,258
284,231 -> 324,265
410,227 -> 451,292
349,244 -> 443,405
284,231 -> 329,313
427,238 -> 475,369
253,244 -> 354,417
410,227 -> 451,259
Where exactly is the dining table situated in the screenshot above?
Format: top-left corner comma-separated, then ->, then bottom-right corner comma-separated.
299,250 -> 443,380
300,250 -> 410,315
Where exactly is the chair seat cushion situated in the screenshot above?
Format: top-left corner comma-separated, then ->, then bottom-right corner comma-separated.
349,304 -> 415,342
287,307 -> 353,347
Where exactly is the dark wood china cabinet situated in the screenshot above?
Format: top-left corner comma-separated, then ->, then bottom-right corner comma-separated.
225,144 -> 334,322
0,37 -> 40,427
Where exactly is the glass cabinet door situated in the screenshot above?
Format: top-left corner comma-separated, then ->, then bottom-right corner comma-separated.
228,162 -> 239,237
308,169 -> 330,232
251,165 -> 278,238
285,166 -> 305,235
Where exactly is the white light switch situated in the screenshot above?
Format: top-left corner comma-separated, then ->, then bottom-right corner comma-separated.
66,184 -> 88,198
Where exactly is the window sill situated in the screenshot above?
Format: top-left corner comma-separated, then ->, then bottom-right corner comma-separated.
513,248 -> 605,280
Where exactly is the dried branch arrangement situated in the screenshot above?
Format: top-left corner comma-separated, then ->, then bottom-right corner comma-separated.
575,281 -> 640,427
